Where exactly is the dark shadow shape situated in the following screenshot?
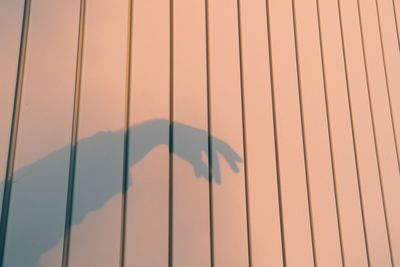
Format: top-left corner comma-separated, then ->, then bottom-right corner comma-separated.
0,119 -> 242,267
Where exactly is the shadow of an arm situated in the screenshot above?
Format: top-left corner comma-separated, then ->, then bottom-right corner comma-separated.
0,119 -> 242,267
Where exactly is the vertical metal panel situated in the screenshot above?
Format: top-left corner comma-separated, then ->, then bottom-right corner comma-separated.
61,0 -> 86,265
375,0 -> 400,167
292,0 -> 343,265
339,0 -> 400,265
120,0 -> 133,265
239,0 -> 284,265
207,0 -> 249,266
64,0 -> 129,265
0,0 -> 25,218
320,0 -> 391,266
124,0 -> 170,265
319,0 -> 374,265
316,1 -> 362,265
392,0 -> 400,45
371,1 -> 400,265
358,0 -> 400,265
2,0 -> 81,266
337,0 -> 386,265
0,0 -> 31,264
267,0 -> 315,266
172,0 -> 211,266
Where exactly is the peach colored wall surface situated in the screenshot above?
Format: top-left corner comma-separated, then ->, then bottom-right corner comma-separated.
0,0 -> 399,266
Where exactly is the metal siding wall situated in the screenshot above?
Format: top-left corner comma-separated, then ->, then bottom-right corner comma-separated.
0,0 -> 399,266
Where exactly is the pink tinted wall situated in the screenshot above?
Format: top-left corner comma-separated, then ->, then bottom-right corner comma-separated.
0,0 -> 399,266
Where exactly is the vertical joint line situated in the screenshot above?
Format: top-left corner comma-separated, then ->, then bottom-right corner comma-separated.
391,0 -> 400,49
264,0 -> 287,265
61,0 -> 86,266
290,1 -> 317,265
204,0 -> 215,266
336,0 -> 371,264
168,0 -> 174,266
314,0 -> 345,264
0,0 -> 32,264
120,0 -> 134,266
235,0 -> 252,266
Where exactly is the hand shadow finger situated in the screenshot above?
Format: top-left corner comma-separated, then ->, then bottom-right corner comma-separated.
211,149 -> 221,184
213,139 -> 242,173
193,159 -> 209,179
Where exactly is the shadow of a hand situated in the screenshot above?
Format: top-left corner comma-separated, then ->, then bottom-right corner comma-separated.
210,137 -> 242,184
172,121 -> 242,184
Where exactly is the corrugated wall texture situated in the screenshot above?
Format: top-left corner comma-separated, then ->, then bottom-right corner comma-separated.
0,0 -> 399,266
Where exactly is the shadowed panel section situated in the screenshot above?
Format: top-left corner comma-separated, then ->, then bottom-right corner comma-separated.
0,0 -> 24,218
66,0 -> 129,265
2,0 -> 80,266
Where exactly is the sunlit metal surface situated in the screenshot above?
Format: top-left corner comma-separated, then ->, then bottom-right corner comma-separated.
1,0 -> 399,266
